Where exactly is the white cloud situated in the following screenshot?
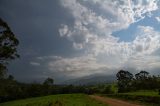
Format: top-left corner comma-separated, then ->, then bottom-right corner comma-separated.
123,26 -> 160,70
156,17 -> 160,22
124,55 -> 160,71
46,0 -> 160,78
47,55 -> 114,77
50,25 -> 160,76
59,0 -> 159,50
30,62 -> 40,66
59,24 -> 69,37
38,24 -> 160,77
133,26 -> 160,55
73,42 -> 84,50
37,56 -> 62,60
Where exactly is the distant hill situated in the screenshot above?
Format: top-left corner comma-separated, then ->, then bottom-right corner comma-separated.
61,74 -> 116,85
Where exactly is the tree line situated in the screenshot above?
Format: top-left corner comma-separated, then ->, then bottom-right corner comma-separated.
116,70 -> 160,93
0,75 -> 115,103
0,76 -> 96,103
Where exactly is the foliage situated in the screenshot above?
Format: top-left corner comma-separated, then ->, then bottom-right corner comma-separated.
135,71 -> 149,80
116,70 -> 160,93
106,90 -> 160,106
0,77 -> 98,103
0,64 -> 6,79
120,90 -> 160,96
1,68 -> 160,103
102,85 -> 113,94
116,70 -> 133,92
0,75 -> 117,103
0,18 -> 19,78
43,78 -> 54,86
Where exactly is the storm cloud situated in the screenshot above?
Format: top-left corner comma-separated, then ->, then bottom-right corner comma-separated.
0,0 -> 160,83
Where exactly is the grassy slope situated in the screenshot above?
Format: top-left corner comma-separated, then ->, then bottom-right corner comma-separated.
0,94 -> 107,106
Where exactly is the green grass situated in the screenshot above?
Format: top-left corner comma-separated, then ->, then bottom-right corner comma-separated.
120,90 -> 160,97
104,90 -> 160,106
0,94 -> 107,106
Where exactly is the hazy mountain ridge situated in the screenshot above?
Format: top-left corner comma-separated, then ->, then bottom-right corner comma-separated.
61,74 -> 116,85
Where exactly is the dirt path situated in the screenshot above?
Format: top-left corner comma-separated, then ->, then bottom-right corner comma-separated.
90,95 -> 143,106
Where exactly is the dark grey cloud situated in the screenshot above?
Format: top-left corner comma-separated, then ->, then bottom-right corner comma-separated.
0,0 -> 74,56
0,0 -> 77,83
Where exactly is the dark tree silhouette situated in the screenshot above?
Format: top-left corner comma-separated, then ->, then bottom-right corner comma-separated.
116,70 -> 133,92
0,18 -> 19,78
117,70 -> 133,81
135,70 -> 149,80
7,75 -> 14,80
43,77 -> 54,85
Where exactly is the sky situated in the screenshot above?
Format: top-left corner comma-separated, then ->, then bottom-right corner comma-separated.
0,0 -> 160,83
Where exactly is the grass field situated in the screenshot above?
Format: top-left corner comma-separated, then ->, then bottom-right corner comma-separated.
120,90 -> 160,97
0,94 -> 107,106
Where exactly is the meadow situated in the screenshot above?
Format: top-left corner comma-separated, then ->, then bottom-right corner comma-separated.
0,94 -> 107,106
120,90 -> 160,97
105,90 -> 160,106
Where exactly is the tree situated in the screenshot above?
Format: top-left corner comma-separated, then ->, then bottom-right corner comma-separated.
43,77 -> 54,95
0,64 -> 6,78
135,70 -> 149,80
116,70 -> 133,92
0,18 -> 19,78
134,71 -> 153,90
7,75 -> 14,81
102,85 -> 113,94
43,77 -> 54,86
117,70 -> 133,81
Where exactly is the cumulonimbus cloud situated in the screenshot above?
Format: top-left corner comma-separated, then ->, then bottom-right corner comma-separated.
59,0 -> 158,48
50,0 -> 160,77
